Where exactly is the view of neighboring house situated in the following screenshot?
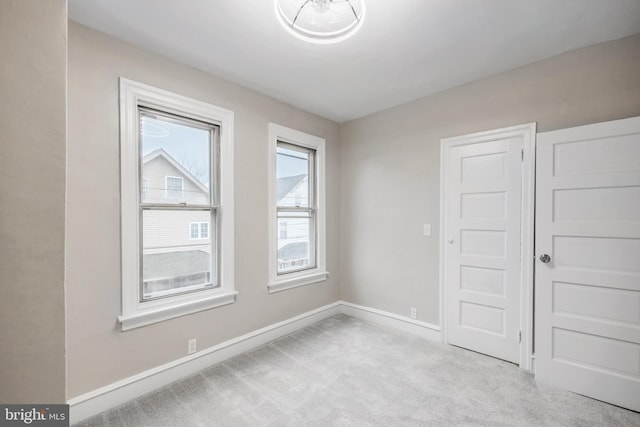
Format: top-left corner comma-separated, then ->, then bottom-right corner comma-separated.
141,149 -> 212,298
140,149 -> 310,296
276,173 -> 312,272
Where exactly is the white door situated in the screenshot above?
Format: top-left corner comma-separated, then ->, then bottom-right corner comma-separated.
444,134 -> 524,364
535,116 -> 640,411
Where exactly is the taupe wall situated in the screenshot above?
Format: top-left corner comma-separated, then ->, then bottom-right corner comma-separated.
339,33 -> 640,325
66,23 -> 341,398
0,0 -> 67,403
10,9 -> 639,401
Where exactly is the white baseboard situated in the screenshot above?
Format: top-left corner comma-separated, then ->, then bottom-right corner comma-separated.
68,301 -> 341,424
338,302 -> 442,342
68,300 -> 442,424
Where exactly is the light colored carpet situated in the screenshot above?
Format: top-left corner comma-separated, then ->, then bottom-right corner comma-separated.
74,314 -> 640,426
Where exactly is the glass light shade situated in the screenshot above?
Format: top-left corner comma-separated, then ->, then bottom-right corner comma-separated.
275,0 -> 366,44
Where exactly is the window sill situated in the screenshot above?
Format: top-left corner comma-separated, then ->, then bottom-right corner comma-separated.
118,291 -> 238,331
267,271 -> 329,294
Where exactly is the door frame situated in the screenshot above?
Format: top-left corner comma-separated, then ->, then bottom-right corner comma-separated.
439,122 -> 537,371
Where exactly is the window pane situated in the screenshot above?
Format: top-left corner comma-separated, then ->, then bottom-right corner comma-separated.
140,113 -> 212,205
277,216 -> 314,273
142,210 -> 215,299
276,145 -> 310,208
166,176 -> 183,199
200,222 -> 208,238
190,223 -> 199,239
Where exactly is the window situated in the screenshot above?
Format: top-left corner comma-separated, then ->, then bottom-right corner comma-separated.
119,78 -> 235,331
190,222 -> 209,240
268,123 -> 328,293
276,143 -> 315,273
139,110 -> 215,302
165,176 -> 183,199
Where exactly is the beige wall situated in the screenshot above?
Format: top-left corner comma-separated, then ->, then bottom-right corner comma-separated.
0,0 -> 67,403
66,23 -> 341,398
339,33 -> 640,325
11,9 -> 638,401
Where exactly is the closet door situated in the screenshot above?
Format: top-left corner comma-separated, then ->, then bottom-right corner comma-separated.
535,116 -> 640,411
443,128 -> 528,364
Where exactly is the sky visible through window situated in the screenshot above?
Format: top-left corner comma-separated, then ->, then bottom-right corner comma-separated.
277,146 -> 309,178
141,116 -> 307,184
141,115 -> 210,186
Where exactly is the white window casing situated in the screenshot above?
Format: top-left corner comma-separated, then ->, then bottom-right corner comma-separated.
267,123 -> 328,293
119,78 -> 235,331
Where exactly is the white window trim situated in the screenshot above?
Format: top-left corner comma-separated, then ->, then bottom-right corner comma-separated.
118,78 -> 236,331
267,123 -> 328,293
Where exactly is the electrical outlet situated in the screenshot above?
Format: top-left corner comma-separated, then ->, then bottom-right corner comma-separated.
188,338 -> 197,355
423,224 -> 432,236
410,307 -> 417,319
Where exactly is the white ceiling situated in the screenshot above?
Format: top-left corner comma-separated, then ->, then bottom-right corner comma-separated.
68,0 -> 640,123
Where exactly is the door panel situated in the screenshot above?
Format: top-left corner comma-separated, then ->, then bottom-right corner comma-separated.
460,265 -> 506,296
445,137 -> 523,363
461,192 -> 506,219
535,116 -> 640,412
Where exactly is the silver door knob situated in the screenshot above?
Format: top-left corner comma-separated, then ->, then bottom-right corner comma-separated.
539,254 -> 551,263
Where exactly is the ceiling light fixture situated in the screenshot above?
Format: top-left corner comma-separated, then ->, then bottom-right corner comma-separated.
275,0 -> 366,44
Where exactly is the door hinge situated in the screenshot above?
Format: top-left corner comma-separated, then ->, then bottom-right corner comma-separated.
521,149 -> 524,162
519,331 -> 522,343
